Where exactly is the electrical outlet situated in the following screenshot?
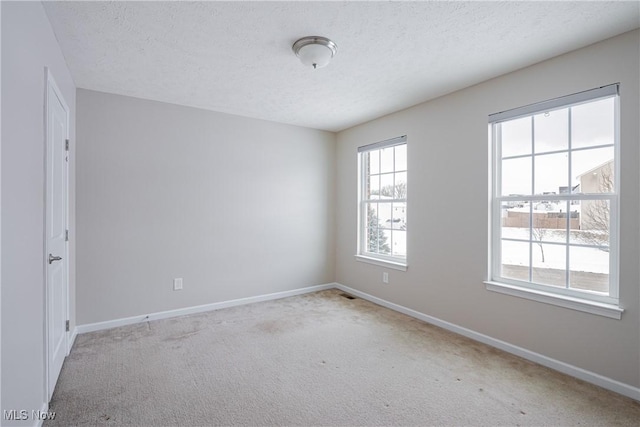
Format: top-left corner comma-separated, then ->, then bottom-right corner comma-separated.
382,272 -> 389,284
173,278 -> 183,291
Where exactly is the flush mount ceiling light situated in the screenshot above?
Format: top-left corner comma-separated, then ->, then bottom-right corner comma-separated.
292,36 -> 338,69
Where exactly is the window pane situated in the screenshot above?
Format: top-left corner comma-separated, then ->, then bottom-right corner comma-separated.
360,141 -> 407,262
572,97 -> 615,149
534,152 -> 568,195
367,174 -> 380,198
532,243 -> 566,288
534,108 -> 568,153
394,172 -> 407,199
379,230 -> 392,255
501,157 -> 531,196
569,246 -> 609,293
568,201 -> 581,233
391,203 -> 406,230
369,150 -> 380,174
392,230 -> 406,257
531,210 -> 567,244
501,240 -> 530,281
572,149 -> 614,194
380,173 -> 394,197
532,201 -> 568,243
366,204 -> 381,253
501,201 -> 530,240
501,117 -> 531,158
366,203 -> 379,230
380,146 -> 394,174
394,144 -> 407,172
573,199 -> 610,248
491,90 -> 617,302
378,203 -> 392,229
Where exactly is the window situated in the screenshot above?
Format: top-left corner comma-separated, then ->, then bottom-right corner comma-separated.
488,85 -> 620,313
357,136 -> 407,269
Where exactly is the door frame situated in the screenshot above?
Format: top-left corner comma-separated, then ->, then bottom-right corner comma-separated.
44,67 -> 71,401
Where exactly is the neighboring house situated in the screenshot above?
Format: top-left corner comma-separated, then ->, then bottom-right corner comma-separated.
578,160 -> 613,231
503,161 -> 614,232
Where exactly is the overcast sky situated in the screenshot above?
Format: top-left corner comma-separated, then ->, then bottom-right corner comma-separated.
367,144 -> 407,194
500,97 -> 614,196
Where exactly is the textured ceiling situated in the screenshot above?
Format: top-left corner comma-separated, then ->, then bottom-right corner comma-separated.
43,1 -> 640,132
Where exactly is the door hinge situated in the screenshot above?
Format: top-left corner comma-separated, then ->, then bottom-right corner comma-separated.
66,320 -> 70,332
65,229 -> 69,241
65,139 -> 69,151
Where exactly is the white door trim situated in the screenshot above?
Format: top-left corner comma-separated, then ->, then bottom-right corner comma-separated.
44,67 -> 70,401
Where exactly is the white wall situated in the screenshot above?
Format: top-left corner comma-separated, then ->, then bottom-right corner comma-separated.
76,89 -> 335,324
1,1 -> 77,424
336,30 -> 640,388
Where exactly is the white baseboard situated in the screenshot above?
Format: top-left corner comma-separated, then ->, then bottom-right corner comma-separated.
73,281 -> 639,402
68,327 -> 78,354
34,401 -> 48,427
334,283 -> 640,402
76,283 -> 336,335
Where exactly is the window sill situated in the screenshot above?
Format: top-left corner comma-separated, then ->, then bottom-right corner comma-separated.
484,281 -> 623,320
355,255 -> 408,271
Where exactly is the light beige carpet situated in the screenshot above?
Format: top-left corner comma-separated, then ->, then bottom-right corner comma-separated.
46,289 -> 640,426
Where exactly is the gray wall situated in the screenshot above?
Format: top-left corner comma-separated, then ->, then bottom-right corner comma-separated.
76,90 -> 336,324
1,1 -> 77,423
335,30 -> 640,387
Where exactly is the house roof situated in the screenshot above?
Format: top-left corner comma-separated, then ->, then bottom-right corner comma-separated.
576,159 -> 614,179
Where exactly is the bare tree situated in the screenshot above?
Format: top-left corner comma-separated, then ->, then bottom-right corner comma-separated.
532,219 -> 547,263
394,181 -> 407,199
379,182 -> 407,199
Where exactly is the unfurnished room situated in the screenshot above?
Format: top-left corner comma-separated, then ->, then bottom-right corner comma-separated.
2,1 -> 640,426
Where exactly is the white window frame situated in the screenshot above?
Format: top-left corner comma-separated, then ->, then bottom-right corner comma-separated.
486,84 -> 623,319
356,136 -> 408,271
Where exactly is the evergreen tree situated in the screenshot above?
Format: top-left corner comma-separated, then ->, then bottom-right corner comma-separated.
367,206 -> 390,254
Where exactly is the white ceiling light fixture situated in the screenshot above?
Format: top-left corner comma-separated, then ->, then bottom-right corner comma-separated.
292,36 -> 338,69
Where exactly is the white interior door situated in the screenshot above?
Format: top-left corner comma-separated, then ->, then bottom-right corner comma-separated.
46,69 -> 69,400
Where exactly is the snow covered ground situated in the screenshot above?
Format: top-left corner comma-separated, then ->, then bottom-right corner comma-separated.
501,227 -> 608,274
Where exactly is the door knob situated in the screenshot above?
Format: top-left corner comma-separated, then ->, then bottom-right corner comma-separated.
48,254 -> 62,264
